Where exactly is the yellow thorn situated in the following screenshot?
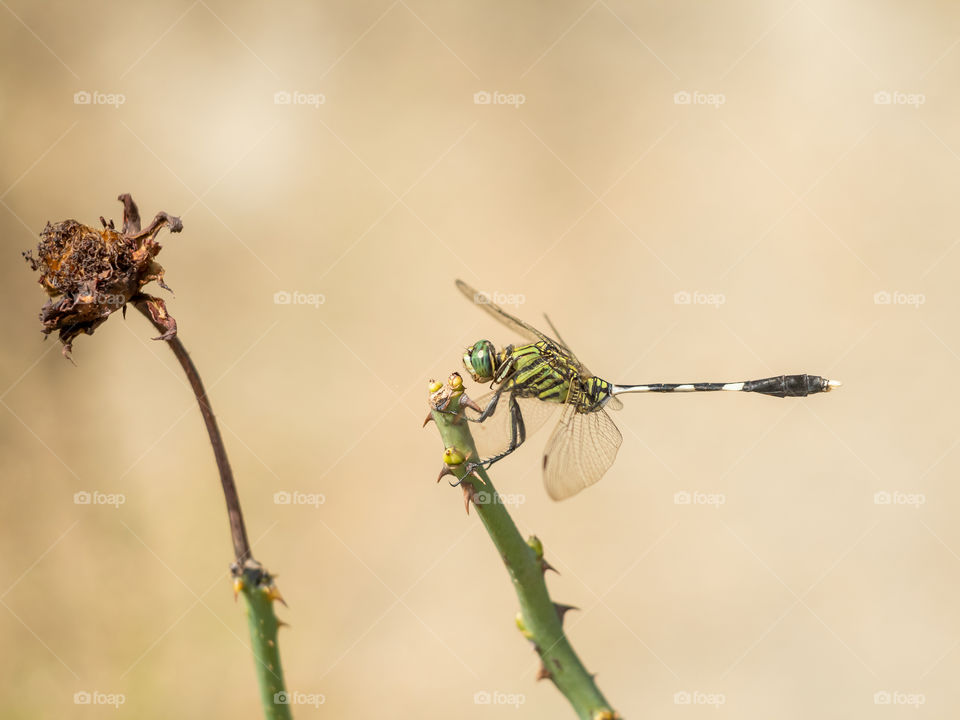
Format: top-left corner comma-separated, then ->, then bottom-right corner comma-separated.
265,584 -> 288,607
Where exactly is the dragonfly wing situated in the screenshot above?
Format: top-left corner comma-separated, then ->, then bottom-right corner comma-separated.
456,280 -> 555,346
457,280 -> 599,385
542,313 -> 588,376
542,404 -> 623,501
466,390 -> 560,460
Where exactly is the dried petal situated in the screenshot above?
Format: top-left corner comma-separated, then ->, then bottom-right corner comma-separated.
134,294 -> 177,341
23,194 -> 182,356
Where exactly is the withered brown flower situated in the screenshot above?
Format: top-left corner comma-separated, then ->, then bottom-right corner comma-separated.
23,194 -> 182,358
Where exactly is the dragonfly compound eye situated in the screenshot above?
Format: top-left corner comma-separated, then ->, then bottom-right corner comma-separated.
463,340 -> 497,382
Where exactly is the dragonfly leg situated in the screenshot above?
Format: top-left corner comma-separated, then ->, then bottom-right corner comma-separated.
492,346 -> 517,384
437,386 -> 504,423
457,352 -> 519,423
473,388 -> 503,423
458,394 -> 528,482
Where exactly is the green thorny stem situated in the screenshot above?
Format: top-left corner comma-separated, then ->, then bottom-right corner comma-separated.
136,303 -> 292,720
426,375 -> 619,720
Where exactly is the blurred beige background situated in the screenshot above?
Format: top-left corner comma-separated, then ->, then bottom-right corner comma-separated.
2,1 -> 959,717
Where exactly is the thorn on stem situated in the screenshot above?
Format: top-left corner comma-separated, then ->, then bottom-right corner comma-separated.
541,559 -> 559,575
462,483 -> 474,515
554,603 -> 578,624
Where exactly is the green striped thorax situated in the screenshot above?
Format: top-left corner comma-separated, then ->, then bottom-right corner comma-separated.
464,338 -> 616,411
462,340 -> 501,382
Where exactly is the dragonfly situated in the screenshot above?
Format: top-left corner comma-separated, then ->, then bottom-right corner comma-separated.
454,279 -> 840,501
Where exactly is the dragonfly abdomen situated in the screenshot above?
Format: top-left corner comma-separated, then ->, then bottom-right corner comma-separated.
611,374 -> 840,398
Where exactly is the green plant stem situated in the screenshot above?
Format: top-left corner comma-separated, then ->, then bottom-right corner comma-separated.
137,303 -> 291,720
430,390 -> 617,720
238,562 -> 292,720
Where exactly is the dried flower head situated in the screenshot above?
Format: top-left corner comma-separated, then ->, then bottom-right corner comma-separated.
23,194 -> 182,358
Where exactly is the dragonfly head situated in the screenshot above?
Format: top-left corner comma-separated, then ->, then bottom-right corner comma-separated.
463,340 -> 498,382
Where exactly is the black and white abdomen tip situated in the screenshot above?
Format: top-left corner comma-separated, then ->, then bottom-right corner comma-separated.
610,374 -> 842,398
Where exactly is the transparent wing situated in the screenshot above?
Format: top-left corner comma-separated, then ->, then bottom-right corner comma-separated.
542,404 -> 623,501
542,313 -> 589,377
456,279 -> 555,346
465,389 -> 560,460
456,279 -> 594,381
